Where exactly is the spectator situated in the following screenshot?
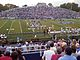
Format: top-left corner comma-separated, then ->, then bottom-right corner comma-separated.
16,49 -> 25,60
42,41 -> 55,60
58,47 -> 77,60
50,41 -> 57,53
0,50 -> 4,57
0,51 -> 12,60
51,47 -> 62,60
77,55 -> 80,60
61,45 -> 67,56
76,40 -> 80,60
71,46 -> 78,57
11,51 -> 18,60
0,3 -> 79,19
61,39 -> 67,47
76,40 -> 80,53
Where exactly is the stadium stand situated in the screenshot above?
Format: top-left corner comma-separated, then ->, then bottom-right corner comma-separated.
0,3 -> 80,60
0,3 -> 80,19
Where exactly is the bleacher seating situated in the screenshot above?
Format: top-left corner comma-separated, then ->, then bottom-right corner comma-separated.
0,3 -> 79,19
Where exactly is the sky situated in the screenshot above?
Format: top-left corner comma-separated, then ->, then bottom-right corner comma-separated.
0,0 -> 80,7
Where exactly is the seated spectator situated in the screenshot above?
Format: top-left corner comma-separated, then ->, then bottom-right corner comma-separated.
58,46 -> 77,60
51,47 -> 62,60
0,51 -> 12,60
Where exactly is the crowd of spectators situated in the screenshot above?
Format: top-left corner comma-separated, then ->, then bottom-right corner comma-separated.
0,3 -> 80,19
42,39 -> 80,60
0,38 -> 80,60
0,48 -> 25,60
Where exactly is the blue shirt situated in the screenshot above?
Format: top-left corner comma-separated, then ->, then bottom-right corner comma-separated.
77,48 -> 80,52
58,55 -> 77,60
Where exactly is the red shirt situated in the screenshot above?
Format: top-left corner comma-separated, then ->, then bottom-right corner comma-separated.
0,56 -> 12,60
51,54 -> 62,60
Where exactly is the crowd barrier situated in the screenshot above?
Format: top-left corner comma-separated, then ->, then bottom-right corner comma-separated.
23,51 -> 44,60
0,45 -> 46,60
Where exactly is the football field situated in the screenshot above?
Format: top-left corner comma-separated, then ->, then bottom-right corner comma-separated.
0,20 -> 30,34
0,19 -> 80,41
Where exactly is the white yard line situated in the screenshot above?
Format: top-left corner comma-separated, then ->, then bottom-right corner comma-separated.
19,20 -> 22,33
0,21 -> 8,29
26,20 -> 28,30
8,20 -> 15,34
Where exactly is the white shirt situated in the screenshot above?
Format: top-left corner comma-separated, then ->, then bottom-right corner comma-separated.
42,50 -> 55,60
50,47 -> 57,53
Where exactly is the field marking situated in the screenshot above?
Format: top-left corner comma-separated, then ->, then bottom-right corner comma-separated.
0,21 -> 8,29
19,20 -> 22,33
8,20 -> 15,34
26,20 -> 28,30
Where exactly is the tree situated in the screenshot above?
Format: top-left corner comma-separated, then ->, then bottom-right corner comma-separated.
0,3 -> 19,11
60,3 -> 80,12
3,6 -> 9,11
60,3 -> 66,8
66,3 -> 72,9
0,4 -> 4,12
23,5 -> 27,7
48,3 -> 53,7
71,3 -> 79,12
78,7 -> 80,12
5,4 -> 18,9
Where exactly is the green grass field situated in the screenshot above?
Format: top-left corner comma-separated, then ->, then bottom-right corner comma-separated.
0,19 -> 80,41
